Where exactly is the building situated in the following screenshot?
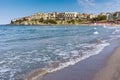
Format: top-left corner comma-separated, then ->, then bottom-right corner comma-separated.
63,12 -> 78,21
23,16 -> 31,21
57,13 -> 65,20
76,13 -> 83,20
31,12 -> 48,20
99,12 -> 105,16
48,12 -> 58,20
81,13 -> 88,19
116,11 -> 120,19
57,12 -> 79,21
88,14 -> 96,19
106,13 -> 114,21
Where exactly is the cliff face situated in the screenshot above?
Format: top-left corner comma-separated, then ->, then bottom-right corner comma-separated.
11,17 -> 90,25
10,11 -> 120,25
11,18 -> 77,25
10,12 -> 89,25
11,17 -> 47,25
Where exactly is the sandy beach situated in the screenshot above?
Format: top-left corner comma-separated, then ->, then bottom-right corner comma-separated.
26,39 -> 119,80
93,47 -> 120,80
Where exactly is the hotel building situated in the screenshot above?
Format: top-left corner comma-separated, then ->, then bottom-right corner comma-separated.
106,13 -> 114,21
48,12 -> 58,20
64,12 -> 78,21
116,12 -> 120,19
31,12 -> 48,20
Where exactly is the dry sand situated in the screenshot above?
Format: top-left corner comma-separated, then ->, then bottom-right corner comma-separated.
93,47 -> 120,80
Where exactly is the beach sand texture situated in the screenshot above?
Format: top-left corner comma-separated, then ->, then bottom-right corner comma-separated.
26,69 -> 48,80
25,39 -> 120,80
93,47 -> 120,80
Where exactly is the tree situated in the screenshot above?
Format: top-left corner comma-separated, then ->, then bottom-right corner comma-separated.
90,15 -> 107,22
77,19 -> 82,23
11,20 -> 14,24
67,20 -> 75,24
44,19 -> 57,24
97,15 -> 107,21
39,18 -> 44,22
113,12 -> 117,19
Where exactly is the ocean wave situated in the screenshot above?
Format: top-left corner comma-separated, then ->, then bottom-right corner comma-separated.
44,41 -> 110,73
112,29 -> 120,34
93,31 -> 99,35
0,25 -> 116,80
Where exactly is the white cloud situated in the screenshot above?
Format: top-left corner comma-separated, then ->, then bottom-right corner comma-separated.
78,0 -> 95,6
77,0 -> 120,13
105,0 -> 120,11
77,0 -> 96,13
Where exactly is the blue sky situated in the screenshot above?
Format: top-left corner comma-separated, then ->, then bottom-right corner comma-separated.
0,0 -> 120,24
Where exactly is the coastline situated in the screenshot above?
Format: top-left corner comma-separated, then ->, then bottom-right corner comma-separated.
26,39 -> 120,80
26,69 -> 48,80
93,47 -> 120,80
1,26 -> 120,80
7,23 -> 90,27
5,23 -> 120,27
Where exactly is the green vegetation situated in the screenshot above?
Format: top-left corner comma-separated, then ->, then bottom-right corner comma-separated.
91,15 -> 107,22
43,19 -> 57,24
67,20 -> 75,24
39,18 -> 44,22
113,12 -> 117,19
10,11 -> 120,25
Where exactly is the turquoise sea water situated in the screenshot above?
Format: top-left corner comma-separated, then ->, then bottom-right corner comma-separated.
0,25 -> 120,80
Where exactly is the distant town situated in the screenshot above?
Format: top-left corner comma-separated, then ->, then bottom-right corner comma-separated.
11,11 -> 120,25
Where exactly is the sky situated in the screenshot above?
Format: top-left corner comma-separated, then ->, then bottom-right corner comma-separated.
0,0 -> 120,24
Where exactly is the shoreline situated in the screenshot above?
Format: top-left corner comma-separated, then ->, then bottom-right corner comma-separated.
26,39 -> 120,80
3,23 -> 120,27
26,69 -> 48,80
6,24 -> 90,27
93,47 -> 120,80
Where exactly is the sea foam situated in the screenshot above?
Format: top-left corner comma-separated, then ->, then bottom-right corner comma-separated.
45,42 -> 110,73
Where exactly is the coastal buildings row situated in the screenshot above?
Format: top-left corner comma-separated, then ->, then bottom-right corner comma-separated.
12,12 -> 93,21
11,11 -> 120,25
31,12 -> 89,21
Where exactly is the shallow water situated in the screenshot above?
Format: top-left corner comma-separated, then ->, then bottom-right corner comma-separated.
0,25 -> 120,80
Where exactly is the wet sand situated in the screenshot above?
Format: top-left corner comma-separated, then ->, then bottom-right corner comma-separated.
93,47 -> 120,80
41,41 -> 119,80
26,69 -> 48,80
27,39 -> 120,80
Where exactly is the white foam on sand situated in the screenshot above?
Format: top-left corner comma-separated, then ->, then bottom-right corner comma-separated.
46,42 -> 110,73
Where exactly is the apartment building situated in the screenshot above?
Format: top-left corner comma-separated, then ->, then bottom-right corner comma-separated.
48,12 -> 58,20
63,12 -> 78,21
116,12 -> 120,19
31,12 -> 48,20
106,13 -> 114,21
88,14 -> 96,19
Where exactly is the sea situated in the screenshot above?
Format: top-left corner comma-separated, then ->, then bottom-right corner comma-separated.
0,25 -> 120,80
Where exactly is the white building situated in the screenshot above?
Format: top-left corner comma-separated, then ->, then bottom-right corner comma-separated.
31,12 -> 48,20
48,12 -> 58,20
116,11 -> 120,19
57,13 -> 65,20
64,12 -> 78,21
88,14 -> 96,19
106,13 -> 114,21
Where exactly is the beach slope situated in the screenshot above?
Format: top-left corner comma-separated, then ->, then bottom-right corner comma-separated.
93,47 -> 120,80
